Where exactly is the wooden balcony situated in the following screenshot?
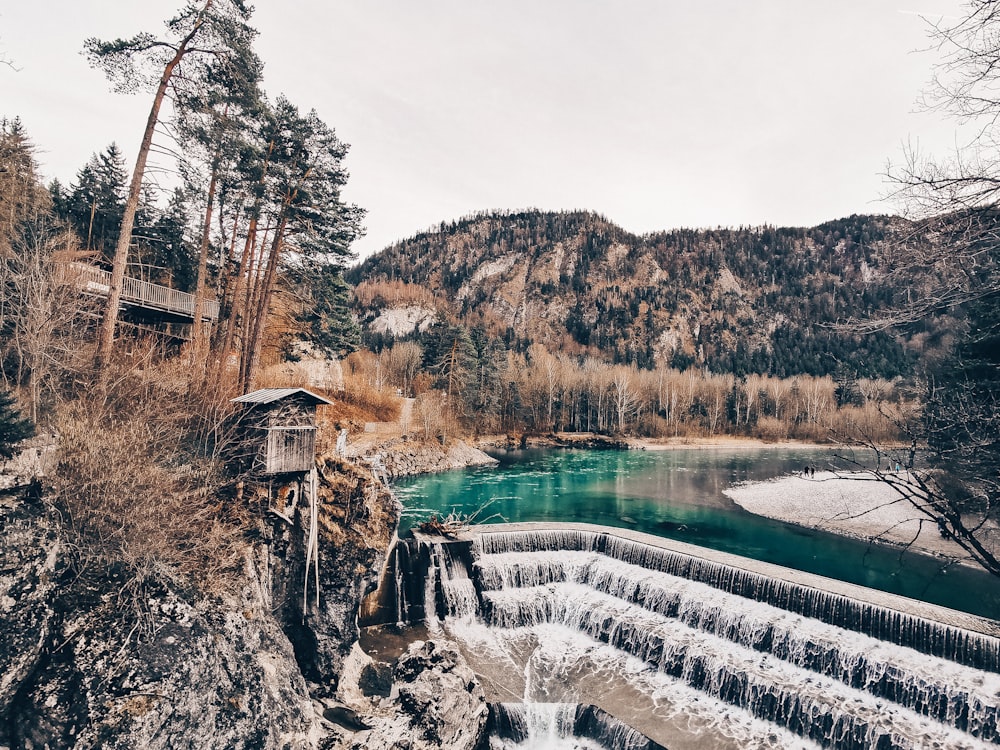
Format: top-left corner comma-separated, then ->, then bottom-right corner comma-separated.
63,262 -> 219,323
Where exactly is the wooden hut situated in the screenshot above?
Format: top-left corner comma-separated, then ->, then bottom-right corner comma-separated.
231,388 -> 332,475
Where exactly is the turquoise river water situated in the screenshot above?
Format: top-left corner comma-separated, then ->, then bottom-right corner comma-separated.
393,446 -> 1000,621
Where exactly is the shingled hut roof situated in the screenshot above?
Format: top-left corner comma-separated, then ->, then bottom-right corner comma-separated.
231,387 -> 333,406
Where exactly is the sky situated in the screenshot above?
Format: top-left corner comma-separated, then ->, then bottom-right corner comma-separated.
0,1 -> 968,262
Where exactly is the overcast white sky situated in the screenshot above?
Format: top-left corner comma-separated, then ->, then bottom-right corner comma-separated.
0,1 -> 967,261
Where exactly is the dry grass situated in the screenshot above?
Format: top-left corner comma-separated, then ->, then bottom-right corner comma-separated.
340,374 -> 401,423
50,361 -> 251,598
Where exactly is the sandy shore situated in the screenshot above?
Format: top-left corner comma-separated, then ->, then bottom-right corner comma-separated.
724,471 -> 974,564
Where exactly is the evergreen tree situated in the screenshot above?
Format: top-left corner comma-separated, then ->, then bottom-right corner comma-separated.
61,144 -> 128,260
295,262 -> 361,357
421,322 -> 480,408
149,188 -> 197,290
0,388 -> 33,460
0,118 -> 50,255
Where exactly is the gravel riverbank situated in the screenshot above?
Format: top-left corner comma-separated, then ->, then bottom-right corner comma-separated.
723,471 -> 974,565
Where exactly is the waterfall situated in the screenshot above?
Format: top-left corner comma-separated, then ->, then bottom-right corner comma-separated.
391,528 -> 1000,749
488,703 -> 666,750
476,529 -> 1000,671
419,540 -> 480,630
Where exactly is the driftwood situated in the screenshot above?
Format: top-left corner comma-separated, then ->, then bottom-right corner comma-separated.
417,502 -> 506,538
417,512 -> 470,538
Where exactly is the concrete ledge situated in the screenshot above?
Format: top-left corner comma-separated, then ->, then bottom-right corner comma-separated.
460,521 -> 1000,637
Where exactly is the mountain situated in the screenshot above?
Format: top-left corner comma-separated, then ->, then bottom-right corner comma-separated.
348,210 -> 915,379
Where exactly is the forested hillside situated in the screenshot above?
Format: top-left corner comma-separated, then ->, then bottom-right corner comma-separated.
349,210 -> 915,379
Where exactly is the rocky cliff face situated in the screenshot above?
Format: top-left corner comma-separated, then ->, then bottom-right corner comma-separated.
10,568 -> 318,750
264,456 -> 400,695
0,453 -> 412,750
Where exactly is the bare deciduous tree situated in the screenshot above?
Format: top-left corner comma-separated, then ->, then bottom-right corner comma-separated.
860,0 -> 1000,577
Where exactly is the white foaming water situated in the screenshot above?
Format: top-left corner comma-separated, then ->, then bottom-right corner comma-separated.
488,704 -> 602,750
478,548 -> 1000,733
479,581 -> 993,748
409,533 -> 1000,749
423,542 -> 480,630
450,619 -> 823,750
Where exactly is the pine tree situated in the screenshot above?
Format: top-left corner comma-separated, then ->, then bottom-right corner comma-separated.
61,144 -> 128,260
0,118 -> 50,255
296,263 -> 361,357
85,0 -> 259,364
149,189 -> 197,290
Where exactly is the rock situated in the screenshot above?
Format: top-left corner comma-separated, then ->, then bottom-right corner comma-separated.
0,489 -> 60,735
370,439 -> 498,478
358,661 -> 393,697
0,436 -> 57,491
340,640 -> 486,750
392,640 -> 487,750
10,570 -> 319,750
264,458 -> 399,696
322,705 -> 371,731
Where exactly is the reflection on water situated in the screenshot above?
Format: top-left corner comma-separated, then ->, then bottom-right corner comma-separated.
393,446 -> 1000,620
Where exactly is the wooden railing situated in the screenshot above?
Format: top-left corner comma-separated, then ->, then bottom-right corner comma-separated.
63,262 -> 219,322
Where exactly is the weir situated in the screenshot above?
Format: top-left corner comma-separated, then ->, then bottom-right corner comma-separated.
371,522 -> 1000,749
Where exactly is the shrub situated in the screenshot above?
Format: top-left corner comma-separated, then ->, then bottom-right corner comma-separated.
51,365 -> 249,595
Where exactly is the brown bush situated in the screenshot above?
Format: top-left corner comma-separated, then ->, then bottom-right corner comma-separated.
752,416 -> 790,442
351,279 -> 438,310
340,373 -> 401,423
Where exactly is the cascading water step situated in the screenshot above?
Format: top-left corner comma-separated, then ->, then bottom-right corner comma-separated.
488,702 -> 668,750
388,524 -> 1000,749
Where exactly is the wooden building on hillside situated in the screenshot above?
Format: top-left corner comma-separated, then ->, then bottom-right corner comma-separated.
231,388 -> 332,475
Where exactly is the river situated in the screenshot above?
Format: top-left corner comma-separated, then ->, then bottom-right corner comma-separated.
393,445 -> 1000,620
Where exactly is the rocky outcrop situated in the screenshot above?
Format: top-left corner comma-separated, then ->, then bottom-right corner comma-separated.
363,438 -> 497,478
0,486 -> 59,726
342,640 -> 487,750
11,571 -> 318,750
264,456 -> 399,696
0,453 -> 403,750
0,482 -> 321,749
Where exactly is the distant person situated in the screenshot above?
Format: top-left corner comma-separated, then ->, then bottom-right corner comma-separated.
803,465 -> 809,477
810,466 -> 815,478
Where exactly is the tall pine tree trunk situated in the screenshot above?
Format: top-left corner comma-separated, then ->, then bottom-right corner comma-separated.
240,213 -> 287,392
95,12 -> 208,366
190,158 -> 220,371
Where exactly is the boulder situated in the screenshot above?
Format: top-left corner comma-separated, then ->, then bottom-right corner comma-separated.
346,640 -> 486,750
394,640 -> 487,750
